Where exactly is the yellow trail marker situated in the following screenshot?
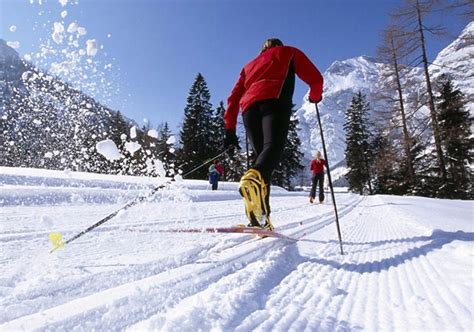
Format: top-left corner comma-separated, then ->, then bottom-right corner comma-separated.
49,232 -> 65,253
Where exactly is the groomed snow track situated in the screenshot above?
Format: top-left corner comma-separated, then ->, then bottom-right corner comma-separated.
1,168 -> 472,331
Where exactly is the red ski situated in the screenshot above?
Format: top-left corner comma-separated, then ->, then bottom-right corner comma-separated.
156,225 -> 299,241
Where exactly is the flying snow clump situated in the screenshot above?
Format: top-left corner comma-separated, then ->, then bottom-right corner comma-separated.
130,126 -> 137,139
125,141 -> 142,156
148,129 -> 158,139
7,41 -> 20,49
52,22 -> 65,44
96,139 -> 124,161
166,136 -> 176,144
86,39 -> 98,57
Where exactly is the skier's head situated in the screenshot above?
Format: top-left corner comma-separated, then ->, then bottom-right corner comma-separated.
315,151 -> 321,160
260,38 -> 283,54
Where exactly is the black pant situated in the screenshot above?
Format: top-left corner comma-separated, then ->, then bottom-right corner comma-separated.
242,99 -> 292,215
310,173 -> 325,202
212,182 -> 218,190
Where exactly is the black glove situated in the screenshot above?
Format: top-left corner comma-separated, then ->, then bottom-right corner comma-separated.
224,129 -> 240,152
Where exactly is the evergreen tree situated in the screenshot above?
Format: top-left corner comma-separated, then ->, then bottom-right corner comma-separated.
344,92 -> 375,194
156,122 -> 176,176
177,73 -> 214,179
272,111 -> 304,190
436,76 -> 472,199
210,101 -> 226,153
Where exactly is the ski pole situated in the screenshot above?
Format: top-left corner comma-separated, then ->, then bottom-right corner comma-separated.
49,147 -> 232,253
315,103 -> 344,255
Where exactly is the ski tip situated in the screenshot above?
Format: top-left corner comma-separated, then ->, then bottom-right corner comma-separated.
49,232 -> 65,253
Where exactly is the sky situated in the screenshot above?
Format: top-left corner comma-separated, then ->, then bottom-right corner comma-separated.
0,0 -> 468,134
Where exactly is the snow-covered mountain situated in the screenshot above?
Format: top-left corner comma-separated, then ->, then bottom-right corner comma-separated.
0,38 -> 140,172
296,56 -> 389,165
296,21 -> 474,168
0,39 -> 27,112
429,21 -> 474,110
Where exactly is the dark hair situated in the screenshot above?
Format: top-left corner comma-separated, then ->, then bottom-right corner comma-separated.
260,38 -> 284,54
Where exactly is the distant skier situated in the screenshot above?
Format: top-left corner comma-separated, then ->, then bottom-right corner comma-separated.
209,159 -> 223,190
224,38 -> 323,230
310,151 -> 326,204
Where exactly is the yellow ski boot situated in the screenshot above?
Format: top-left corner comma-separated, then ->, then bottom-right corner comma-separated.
239,169 -> 268,227
263,215 -> 274,231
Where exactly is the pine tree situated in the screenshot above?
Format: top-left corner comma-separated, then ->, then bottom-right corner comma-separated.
272,111 -> 304,190
436,76 -> 472,199
210,101 -> 226,153
344,92 -> 374,194
177,73 -> 214,179
156,122 -> 176,176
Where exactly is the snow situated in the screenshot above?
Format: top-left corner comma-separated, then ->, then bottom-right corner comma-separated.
166,135 -> 176,144
147,129 -> 158,139
296,22 -> 474,173
52,22 -> 65,44
130,126 -> 137,139
86,39 -> 98,57
6,41 -> 20,49
0,167 -> 472,330
67,22 -> 78,33
95,139 -> 124,161
124,141 -> 141,155
77,27 -> 87,36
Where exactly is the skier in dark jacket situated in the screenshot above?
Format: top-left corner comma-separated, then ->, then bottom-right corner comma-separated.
223,38 -> 323,230
310,151 -> 326,204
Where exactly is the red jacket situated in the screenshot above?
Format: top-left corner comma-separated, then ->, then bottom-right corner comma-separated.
215,164 -> 224,176
224,45 -> 323,130
310,159 -> 326,175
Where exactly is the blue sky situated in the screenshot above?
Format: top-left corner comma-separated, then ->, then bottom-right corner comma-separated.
0,0 -> 468,133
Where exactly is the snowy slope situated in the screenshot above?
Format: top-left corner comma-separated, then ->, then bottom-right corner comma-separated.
296,21 -> 474,168
1,167 -> 473,330
296,56 -> 388,165
430,21 -> 474,112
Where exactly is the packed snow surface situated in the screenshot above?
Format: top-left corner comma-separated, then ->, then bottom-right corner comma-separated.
0,167 -> 472,331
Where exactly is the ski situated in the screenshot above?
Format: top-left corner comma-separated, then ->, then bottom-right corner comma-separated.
154,225 -> 299,241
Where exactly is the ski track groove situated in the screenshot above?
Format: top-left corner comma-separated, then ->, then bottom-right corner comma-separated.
2,190 -> 471,330
2,195 -> 358,328
379,199 -> 470,330
0,239 -> 231,323
126,197 -> 363,330
1,191 -> 346,330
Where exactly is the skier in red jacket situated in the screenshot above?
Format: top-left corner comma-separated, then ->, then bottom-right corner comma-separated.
223,38 -> 323,230
310,151 -> 326,204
